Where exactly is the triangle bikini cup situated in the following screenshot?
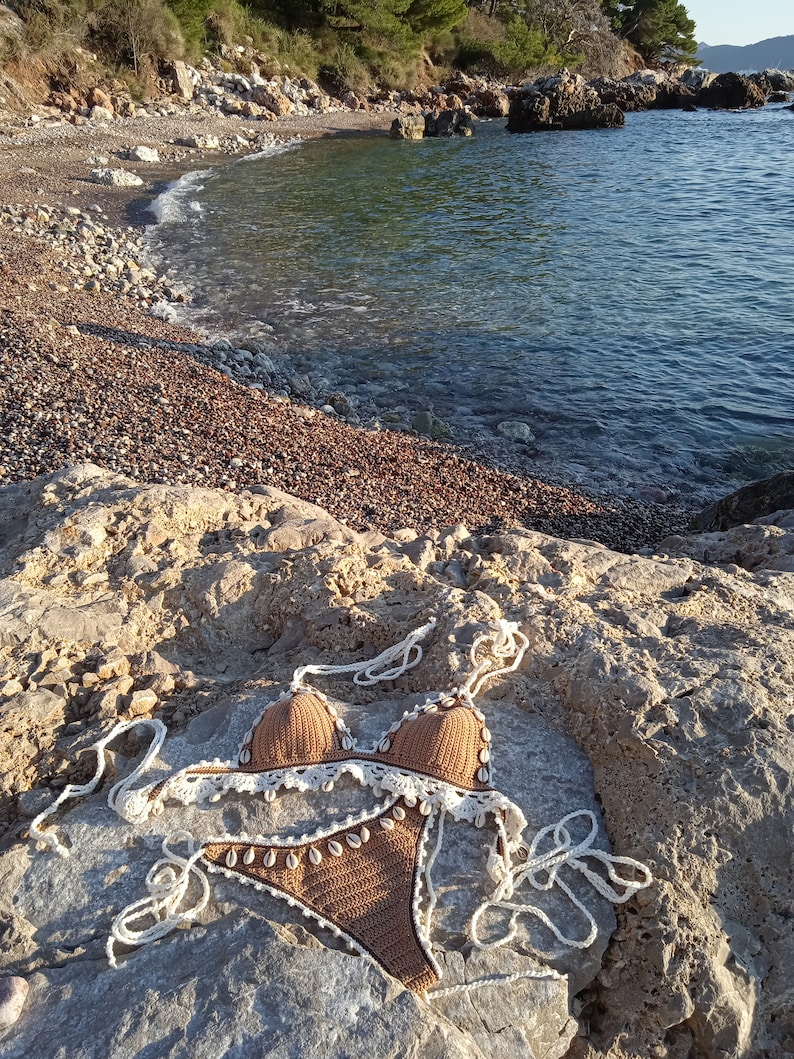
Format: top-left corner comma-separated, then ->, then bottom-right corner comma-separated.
31,620 -> 652,998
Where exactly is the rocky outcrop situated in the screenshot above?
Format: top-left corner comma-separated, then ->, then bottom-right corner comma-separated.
508,71 -> 625,133
1,464 -> 793,1057
689,471 -> 794,532
697,71 -> 767,110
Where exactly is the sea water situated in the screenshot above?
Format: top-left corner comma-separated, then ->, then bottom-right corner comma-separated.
145,107 -> 794,502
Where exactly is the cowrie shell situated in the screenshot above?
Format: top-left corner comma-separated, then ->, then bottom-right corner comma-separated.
359,827 -> 370,843
475,812 -> 487,828
309,847 -> 322,865
341,735 -> 354,751
481,727 -> 491,742
243,847 -> 255,865
380,817 -> 395,831
264,849 -> 276,868
209,793 -> 222,803
328,841 -> 344,857
378,738 -> 391,752
225,849 -> 237,868
264,789 -> 277,802
478,748 -> 490,764
392,805 -> 406,821
477,767 -> 490,783
286,853 -> 299,870
346,833 -> 362,849
404,794 -> 418,808
239,748 -> 251,765
419,800 -> 432,816
322,780 -> 335,792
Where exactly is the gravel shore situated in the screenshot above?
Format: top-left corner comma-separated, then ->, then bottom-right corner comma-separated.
0,106 -> 691,552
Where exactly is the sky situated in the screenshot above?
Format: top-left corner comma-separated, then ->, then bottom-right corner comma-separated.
685,1 -> 794,46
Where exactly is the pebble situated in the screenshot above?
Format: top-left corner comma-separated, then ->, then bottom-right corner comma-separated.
0,977 -> 29,1029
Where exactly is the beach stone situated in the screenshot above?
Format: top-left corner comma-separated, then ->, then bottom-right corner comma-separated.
0,976 -> 28,1030
88,105 -> 114,123
179,135 -> 220,150
128,146 -> 160,163
412,411 -> 453,439
89,168 -> 144,188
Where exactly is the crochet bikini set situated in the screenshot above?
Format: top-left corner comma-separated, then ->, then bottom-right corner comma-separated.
32,619 -> 652,997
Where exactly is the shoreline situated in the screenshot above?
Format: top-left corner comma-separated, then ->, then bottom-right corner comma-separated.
0,106 -> 693,553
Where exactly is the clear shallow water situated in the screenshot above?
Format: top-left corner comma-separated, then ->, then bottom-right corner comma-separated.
147,108 -> 794,500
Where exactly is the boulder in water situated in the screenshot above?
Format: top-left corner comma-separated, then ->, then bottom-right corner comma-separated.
389,114 -> 425,140
697,72 -> 766,110
507,70 -> 624,133
424,108 -> 476,137
689,471 -> 794,531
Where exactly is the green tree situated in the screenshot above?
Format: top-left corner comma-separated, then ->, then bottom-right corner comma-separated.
605,0 -> 697,64
405,0 -> 467,35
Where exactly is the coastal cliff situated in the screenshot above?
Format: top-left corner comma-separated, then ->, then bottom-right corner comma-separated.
1,464 -> 792,1058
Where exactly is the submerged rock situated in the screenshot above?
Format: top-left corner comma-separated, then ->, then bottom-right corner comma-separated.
411,410 -> 453,438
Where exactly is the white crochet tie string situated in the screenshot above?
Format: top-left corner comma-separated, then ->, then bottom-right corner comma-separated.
470,809 -> 653,952
107,830 -> 210,968
29,717 -> 167,857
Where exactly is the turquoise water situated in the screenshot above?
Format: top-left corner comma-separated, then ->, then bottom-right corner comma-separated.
147,107 -> 794,499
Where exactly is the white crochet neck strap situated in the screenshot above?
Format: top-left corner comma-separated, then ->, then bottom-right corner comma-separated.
290,618 -> 437,690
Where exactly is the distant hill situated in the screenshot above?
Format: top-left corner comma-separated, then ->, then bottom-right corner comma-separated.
697,35 -> 794,73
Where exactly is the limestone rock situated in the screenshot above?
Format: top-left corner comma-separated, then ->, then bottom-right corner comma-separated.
424,109 -> 476,137
89,168 -> 144,188
163,60 -> 195,101
127,146 -> 160,163
0,465 -> 792,1057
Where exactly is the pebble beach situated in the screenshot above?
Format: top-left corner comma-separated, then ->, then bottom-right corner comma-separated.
0,104 -> 691,553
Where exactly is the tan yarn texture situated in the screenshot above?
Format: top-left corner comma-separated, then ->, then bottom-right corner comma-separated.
239,691 -> 491,791
204,800 -> 439,993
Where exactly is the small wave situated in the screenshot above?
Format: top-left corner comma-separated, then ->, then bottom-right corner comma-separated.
147,170 -> 209,225
237,138 -> 302,164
